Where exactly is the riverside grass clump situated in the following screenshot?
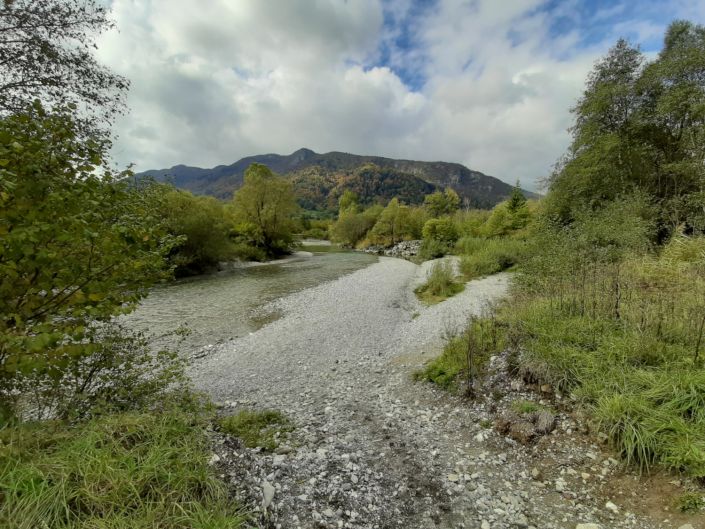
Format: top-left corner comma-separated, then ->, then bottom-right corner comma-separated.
415,315 -> 505,396
509,231 -> 705,478
414,261 -> 465,304
0,411 -> 247,529
219,409 -> 293,452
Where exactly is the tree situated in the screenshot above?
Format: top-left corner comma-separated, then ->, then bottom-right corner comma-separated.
0,0 -> 128,140
231,163 -> 298,256
159,188 -> 234,276
547,22 -> 705,233
507,181 -> 527,213
368,198 -> 420,245
338,189 -> 359,213
424,188 -> 461,217
0,106 -> 175,411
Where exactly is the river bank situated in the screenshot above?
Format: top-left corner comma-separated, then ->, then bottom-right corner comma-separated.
188,257 -> 692,529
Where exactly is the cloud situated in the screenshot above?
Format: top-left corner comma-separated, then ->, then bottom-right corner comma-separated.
97,0 -> 705,190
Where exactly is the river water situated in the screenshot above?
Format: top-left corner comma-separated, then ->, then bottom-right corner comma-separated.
122,250 -> 378,353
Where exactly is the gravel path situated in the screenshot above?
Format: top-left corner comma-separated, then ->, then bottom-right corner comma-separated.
190,257 -> 674,529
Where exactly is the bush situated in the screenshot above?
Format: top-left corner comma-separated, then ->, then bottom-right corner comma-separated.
506,238 -> 705,477
459,238 -> 529,279
420,217 -> 458,259
419,238 -> 450,260
160,187 -> 235,276
8,323 -> 195,422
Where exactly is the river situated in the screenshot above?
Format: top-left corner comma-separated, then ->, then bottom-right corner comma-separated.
122,249 -> 378,352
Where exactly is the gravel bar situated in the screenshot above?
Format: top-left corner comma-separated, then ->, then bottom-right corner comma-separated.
189,257 -> 666,529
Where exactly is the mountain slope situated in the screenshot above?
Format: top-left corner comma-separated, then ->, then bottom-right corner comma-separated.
139,148 -> 530,209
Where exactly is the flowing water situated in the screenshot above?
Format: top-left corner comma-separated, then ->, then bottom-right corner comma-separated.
123,250 -> 378,352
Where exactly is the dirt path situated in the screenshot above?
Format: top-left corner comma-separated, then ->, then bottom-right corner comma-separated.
190,257 -> 689,529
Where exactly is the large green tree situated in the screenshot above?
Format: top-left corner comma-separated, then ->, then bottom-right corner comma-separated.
424,188 -> 461,218
159,188 -> 234,276
0,106 -> 175,405
548,21 -> 705,233
231,163 -> 298,256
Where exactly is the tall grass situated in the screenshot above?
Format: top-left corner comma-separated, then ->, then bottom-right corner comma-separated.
415,261 -> 465,303
0,411 -> 247,529
509,233 -> 705,477
415,315 -> 504,395
457,237 -> 530,279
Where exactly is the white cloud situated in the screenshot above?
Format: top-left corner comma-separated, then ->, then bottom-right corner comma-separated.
98,0 -> 705,190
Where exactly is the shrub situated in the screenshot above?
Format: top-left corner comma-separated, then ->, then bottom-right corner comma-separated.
459,238 -> 529,279
419,238 -> 450,260
420,217 -> 458,258
9,323 -> 194,422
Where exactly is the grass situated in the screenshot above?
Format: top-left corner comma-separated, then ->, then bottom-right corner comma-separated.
506,237 -> 705,478
510,399 -> 544,415
218,409 -> 293,451
414,261 -> 465,304
457,237 -> 530,280
415,316 -> 504,393
0,411 -> 247,529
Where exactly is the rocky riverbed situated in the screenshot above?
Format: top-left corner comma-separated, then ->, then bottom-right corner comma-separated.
189,257 -> 700,529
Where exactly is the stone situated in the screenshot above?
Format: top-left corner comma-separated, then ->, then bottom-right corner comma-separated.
447,473 -> 460,482
208,453 -> 221,465
677,525 -> 695,529
262,481 -> 276,509
481,521 -> 490,529
575,524 -> 601,529
555,478 -> 567,492
605,501 -> 619,514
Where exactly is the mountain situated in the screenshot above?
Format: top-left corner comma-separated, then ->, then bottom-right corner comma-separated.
138,148 -> 531,210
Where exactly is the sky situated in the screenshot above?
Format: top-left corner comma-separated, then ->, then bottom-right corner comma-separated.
97,0 -> 705,191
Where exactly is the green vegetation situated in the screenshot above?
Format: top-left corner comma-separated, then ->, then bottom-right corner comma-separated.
0,9 -> 250,526
675,492 -> 705,513
546,21 -> 705,231
0,107 -> 177,420
0,410 -> 246,529
218,410 -> 293,452
367,197 -> 425,246
158,187 -> 238,276
510,400 -> 545,415
459,238 -> 530,279
414,261 -> 465,304
419,217 -> 459,259
417,22 -> 705,483
415,316 -> 504,396
231,163 -> 299,258
424,188 -> 460,218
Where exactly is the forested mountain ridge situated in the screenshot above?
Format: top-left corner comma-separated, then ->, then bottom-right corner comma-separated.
138,148 -> 533,209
